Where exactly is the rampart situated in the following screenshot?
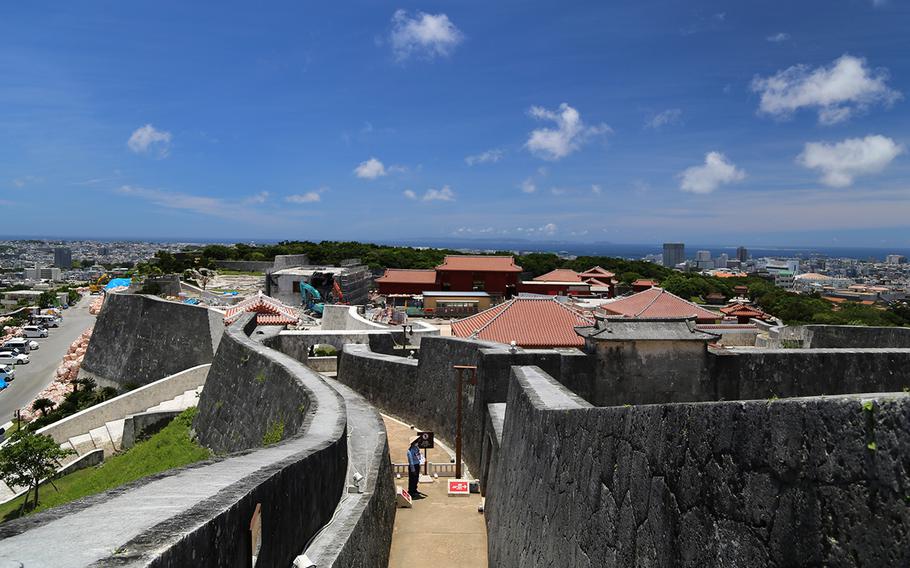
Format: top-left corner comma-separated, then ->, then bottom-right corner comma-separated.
0,314 -> 393,567
321,304 -> 440,346
803,324 -> 910,349
80,293 -> 223,389
487,366 -> 910,567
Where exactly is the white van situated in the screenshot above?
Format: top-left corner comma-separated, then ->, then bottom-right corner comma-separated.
22,325 -> 49,338
33,315 -> 60,328
2,338 -> 30,353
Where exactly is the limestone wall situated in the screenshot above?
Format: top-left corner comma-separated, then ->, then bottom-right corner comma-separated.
804,325 -> 910,349
80,293 -> 223,389
487,366 -> 910,567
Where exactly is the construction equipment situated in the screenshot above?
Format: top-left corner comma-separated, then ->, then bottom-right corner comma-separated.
299,282 -> 324,316
332,280 -> 345,304
89,273 -> 110,293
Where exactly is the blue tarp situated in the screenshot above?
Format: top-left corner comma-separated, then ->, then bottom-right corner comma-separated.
105,278 -> 132,290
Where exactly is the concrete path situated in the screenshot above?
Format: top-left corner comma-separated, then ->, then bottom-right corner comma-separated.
383,415 -> 488,568
0,294 -> 96,422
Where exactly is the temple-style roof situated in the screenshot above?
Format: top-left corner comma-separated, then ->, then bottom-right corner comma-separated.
436,255 -> 523,272
720,302 -> 770,319
533,269 -> 583,282
580,266 -> 616,279
599,287 -> 720,322
375,268 -> 438,284
452,297 -> 594,348
224,291 -> 299,326
576,316 -> 719,342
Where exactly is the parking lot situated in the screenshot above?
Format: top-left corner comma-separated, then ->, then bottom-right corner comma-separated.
0,295 -> 96,424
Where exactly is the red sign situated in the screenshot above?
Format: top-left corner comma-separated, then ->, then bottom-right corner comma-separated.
448,479 -> 470,496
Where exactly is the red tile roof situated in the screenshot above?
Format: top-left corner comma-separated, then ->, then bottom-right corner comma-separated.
224,291 -> 299,325
375,268 -> 438,284
436,255 -> 522,272
451,297 -> 594,348
580,266 -> 616,279
632,279 -> 659,287
599,287 -> 720,322
719,302 -> 769,318
533,268 -> 583,282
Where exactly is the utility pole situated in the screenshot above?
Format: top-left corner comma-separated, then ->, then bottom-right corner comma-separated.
453,365 -> 477,479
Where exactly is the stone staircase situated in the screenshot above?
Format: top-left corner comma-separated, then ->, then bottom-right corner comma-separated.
0,387 -> 203,503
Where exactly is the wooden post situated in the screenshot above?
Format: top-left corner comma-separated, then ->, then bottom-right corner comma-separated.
453,365 -> 477,479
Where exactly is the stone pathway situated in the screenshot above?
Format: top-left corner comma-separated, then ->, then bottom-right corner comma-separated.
382,415 -> 488,567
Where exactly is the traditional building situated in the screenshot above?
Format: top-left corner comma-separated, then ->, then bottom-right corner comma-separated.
223,291 -> 299,326
599,287 -> 721,323
719,302 -> 772,324
435,255 -> 522,299
375,269 -> 439,296
452,296 -> 594,348
520,268 -> 591,296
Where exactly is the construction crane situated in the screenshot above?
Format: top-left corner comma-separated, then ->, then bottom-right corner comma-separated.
299,281 -> 324,316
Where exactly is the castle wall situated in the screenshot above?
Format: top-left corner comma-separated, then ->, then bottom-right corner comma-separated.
79,293 -> 223,389
487,366 -> 910,567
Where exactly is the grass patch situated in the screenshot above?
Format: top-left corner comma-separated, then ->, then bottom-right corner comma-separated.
0,408 -> 211,523
262,419 -> 285,446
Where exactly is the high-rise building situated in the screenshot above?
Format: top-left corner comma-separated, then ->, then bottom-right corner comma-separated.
696,250 -> 711,262
54,247 -> 73,268
662,243 -> 685,268
886,254 -> 907,265
716,253 -> 729,268
736,246 -> 748,262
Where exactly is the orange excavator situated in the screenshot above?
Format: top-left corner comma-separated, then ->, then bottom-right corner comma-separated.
89,273 -> 110,293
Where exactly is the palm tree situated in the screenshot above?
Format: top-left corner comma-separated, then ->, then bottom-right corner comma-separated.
31,398 -> 55,417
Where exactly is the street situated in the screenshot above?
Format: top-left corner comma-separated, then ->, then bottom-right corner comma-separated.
0,295 -> 96,424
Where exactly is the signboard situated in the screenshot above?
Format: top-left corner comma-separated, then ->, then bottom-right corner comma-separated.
416,431 -> 434,449
448,479 -> 470,496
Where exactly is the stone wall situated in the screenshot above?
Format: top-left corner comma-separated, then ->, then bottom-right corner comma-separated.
80,293 -> 223,389
211,260 -> 273,272
264,329 -> 406,360
487,366 -> 910,567
195,315 -> 313,453
804,325 -> 910,349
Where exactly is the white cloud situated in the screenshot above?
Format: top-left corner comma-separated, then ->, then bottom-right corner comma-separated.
128,124 -> 172,156
751,55 -> 901,125
591,184 -> 602,195
679,152 -> 746,194
797,135 -> 903,187
244,191 -> 270,204
354,157 -> 387,179
646,109 -> 682,129
541,223 -> 557,236
525,103 -> 610,160
403,189 -> 417,200
422,186 -> 455,202
766,32 -> 790,43
550,187 -> 567,196
286,191 -> 321,204
520,178 -> 537,194
390,10 -> 463,61
465,149 -> 503,166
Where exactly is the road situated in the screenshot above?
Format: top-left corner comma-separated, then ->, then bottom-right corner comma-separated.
0,295 -> 96,424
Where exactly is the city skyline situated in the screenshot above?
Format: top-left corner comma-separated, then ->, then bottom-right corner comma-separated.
1,2 -> 908,246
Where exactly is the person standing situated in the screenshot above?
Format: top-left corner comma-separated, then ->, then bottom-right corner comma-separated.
407,439 -> 423,499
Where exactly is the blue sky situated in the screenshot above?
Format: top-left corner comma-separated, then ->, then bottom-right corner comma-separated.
1,1 -> 908,248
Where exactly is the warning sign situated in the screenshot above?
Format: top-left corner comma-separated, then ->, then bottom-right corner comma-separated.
448,479 -> 470,496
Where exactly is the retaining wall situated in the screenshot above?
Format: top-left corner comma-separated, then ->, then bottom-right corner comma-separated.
804,325 -> 910,349
80,293 -> 223,389
320,304 -> 439,346
36,364 -> 210,445
211,260 -> 273,272
487,366 -> 910,567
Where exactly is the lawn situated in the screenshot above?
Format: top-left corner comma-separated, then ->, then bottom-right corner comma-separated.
0,408 -> 211,522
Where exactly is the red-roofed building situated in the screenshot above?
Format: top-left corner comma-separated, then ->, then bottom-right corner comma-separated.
719,302 -> 772,324
452,297 -> 594,348
519,268 -> 592,296
436,256 -> 522,299
599,287 -> 720,323
224,291 -> 299,326
375,269 -> 440,295
631,279 -> 659,293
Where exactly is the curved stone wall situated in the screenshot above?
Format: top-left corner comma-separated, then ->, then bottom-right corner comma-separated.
80,293 -> 223,389
487,366 -> 910,567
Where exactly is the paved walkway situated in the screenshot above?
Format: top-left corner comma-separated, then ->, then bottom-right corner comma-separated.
383,415 -> 488,567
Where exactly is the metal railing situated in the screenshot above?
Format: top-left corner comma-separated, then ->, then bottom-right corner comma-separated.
391,462 -> 463,477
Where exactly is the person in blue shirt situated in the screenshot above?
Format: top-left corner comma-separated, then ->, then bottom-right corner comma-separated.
407,439 -> 425,499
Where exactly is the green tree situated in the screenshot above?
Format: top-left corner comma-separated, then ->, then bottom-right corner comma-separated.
0,430 -> 73,514
37,291 -> 58,308
31,398 -> 55,417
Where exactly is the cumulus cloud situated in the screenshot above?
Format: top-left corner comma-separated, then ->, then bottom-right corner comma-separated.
422,185 -> 455,201
354,157 -> 387,179
525,103 -> 610,160
766,32 -> 790,43
751,55 -> 901,125
390,10 -> 463,61
465,149 -> 503,166
128,124 -> 172,156
797,135 -> 903,187
403,189 -> 417,200
286,191 -> 322,204
646,109 -> 682,129
520,178 -> 537,194
679,152 -> 746,194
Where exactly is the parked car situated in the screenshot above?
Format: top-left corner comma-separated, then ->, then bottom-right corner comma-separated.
0,379 -> 7,391
0,364 -> 14,377
2,338 -> 31,353
28,340 -> 39,350
0,369 -> 13,382
0,351 -> 28,365
22,325 -> 48,338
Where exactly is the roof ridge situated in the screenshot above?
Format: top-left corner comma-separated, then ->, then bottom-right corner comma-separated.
634,287 -> 665,317
471,299 -> 515,335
